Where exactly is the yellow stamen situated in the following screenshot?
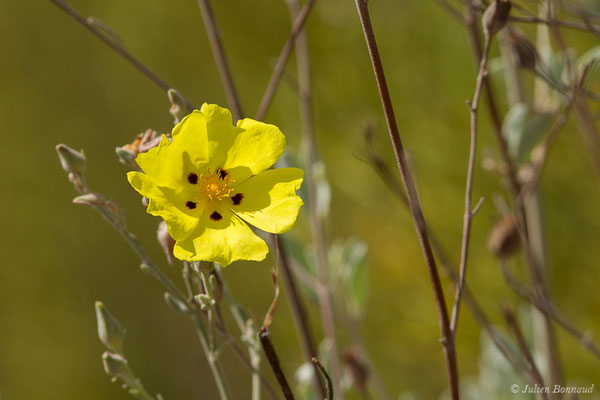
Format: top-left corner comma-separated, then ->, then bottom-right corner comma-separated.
199,168 -> 234,200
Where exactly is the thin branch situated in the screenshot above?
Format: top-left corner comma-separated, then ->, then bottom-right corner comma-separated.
352,1 -> 459,399
311,357 -> 334,400
48,0 -> 196,111
210,267 -> 280,400
255,0 -> 318,120
499,260 -> 600,361
357,131 -> 533,378
463,0 -> 522,201
508,15 -> 600,36
503,306 -> 549,400
275,236 -> 327,397
433,0 -> 465,23
519,104 -> 572,199
286,0 -> 343,397
195,0 -> 243,120
450,34 -> 492,337
259,327 -> 296,400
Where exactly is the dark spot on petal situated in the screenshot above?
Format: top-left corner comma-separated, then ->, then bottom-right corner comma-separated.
217,168 -> 228,179
210,211 -> 222,221
188,172 -> 198,184
186,201 -> 197,209
232,193 -> 244,206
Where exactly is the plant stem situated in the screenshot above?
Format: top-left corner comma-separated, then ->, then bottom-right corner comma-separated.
285,0 -> 342,397
48,0 -> 196,110
95,207 -> 232,399
352,1 -> 459,399
255,0 -> 318,121
191,315 -> 233,400
450,35 -> 491,336
195,0 -> 243,120
259,327 -> 295,400
463,0 -> 521,201
276,236 -> 327,396
311,357 -> 334,400
503,306 -> 549,400
360,133 -> 533,377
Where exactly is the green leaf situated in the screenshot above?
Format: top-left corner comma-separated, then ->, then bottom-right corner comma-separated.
329,237 -> 369,317
577,45 -> 600,87
503,103 -> 554,163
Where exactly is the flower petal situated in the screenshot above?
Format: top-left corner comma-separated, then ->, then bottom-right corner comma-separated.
221,118 -> 286,183
230,168 -> 304,234
199,104 -> 242,170
171,110 -> 210,164
173,206 -> 268,266
135,135 -> 178,186
127,171 -> 203,240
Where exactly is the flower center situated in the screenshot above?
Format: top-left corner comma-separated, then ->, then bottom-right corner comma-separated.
199,168 -> 234,200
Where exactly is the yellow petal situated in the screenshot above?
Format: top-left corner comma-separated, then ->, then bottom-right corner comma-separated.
229,168 -> 304,234
221,118 -> 286,183
173,206 -> 268,266
170,110 -> 209,164
134,135 -> 177,186
127,171 -> 203,240
199,103 -> 242,170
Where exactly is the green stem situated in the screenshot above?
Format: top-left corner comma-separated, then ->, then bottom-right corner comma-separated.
191,315 -> 233,400
95,206 -> 232,399
121,360 -> 156,400
217,269 -> 263,400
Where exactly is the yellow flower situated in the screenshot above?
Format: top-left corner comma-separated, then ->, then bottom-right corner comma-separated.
127,104 -> 304,266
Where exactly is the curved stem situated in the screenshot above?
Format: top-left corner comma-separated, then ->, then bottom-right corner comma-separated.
195,0 -> 243,120
48,0 -> 196,110
352,1 -> 459,398
450,35 -> 491,335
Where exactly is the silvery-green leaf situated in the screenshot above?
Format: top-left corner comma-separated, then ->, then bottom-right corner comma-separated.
503,103 -> 555,163
577,45 -> 600,87
313,161 -> 331,219
503,102 -> 529,159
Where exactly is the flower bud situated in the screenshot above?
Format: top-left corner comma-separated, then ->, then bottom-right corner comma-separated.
102,352 -> 131,385
168,89 -> 189,125
115,146 -> 137,166
95,301 -> 125,352
56,144 -> 86,174
164,292 -> 189,314
73,193 -> 105,207
482,0 -> 511,39
68,172 -> 87,193
194,293 -> 215,309
157,221 -> 175,265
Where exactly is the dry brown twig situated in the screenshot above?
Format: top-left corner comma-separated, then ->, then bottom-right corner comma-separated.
353,0 -> 460,398
48,0 -> 196,111
195,0 -> 244,120
357,128 -> 533,379
260,244 -> 295,400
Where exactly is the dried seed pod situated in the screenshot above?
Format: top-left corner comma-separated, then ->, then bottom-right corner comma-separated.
343,349 -> 369,393
509,29 -> 539,71
487,214 -> 520,259
482,0 -> 512,39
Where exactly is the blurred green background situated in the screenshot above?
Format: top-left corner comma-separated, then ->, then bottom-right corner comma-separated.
1,0 -> 599,399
